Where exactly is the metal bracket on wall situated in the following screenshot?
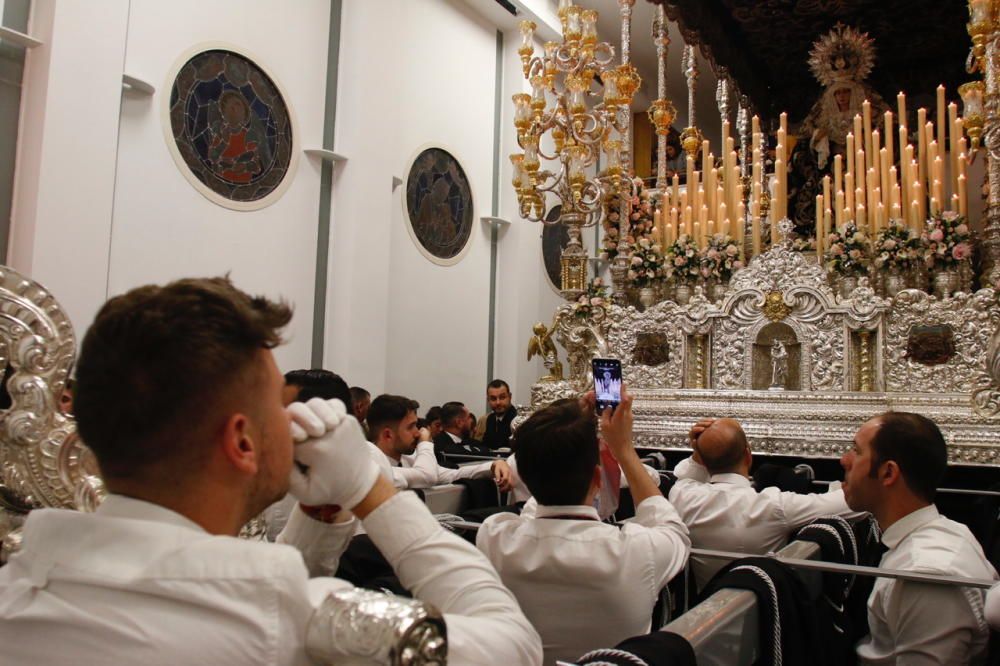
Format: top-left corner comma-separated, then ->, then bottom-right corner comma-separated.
122,74 -> 155,96
480,216 -> 511,227
304,149 -> 348,163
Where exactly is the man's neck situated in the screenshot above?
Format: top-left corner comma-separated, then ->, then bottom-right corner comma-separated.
444,426 -> 462,437
106,479 -> 251,536
876,496 -> 933,533
377,439 -> 402,462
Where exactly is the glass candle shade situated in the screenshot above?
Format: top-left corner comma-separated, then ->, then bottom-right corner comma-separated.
530,75 -> 547,115
522,135 -> 540,173
513,93 -> 532,132
581,9 -> 598,45
564,6 -> 582,43
566,75 -> 588,117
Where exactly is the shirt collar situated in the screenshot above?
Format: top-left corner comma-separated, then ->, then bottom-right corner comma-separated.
881,504 -> 940,550
446,431 -> 462,444
534,504 -> 601,520
96,493 -> 207,533
708,472 -> 752,487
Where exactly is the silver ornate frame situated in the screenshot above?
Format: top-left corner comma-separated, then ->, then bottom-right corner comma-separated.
531,240 -> 1000,466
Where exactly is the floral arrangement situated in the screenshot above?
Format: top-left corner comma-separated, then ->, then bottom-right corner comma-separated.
872,220 -> 921,271
700,234 -> 745,282
625,236 -> 666,288
601,177 -> 655,262
666,233 -> 701,283
921,211 -> 972,269
824,221 -> 870,277
791,236 -> 816,253
572,277 -> 608,319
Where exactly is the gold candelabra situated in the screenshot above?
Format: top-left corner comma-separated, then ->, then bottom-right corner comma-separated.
512,1 -> 641,300
965,0 -> 1000,284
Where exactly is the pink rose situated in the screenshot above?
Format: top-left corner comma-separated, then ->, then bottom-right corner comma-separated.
930,229 -> 944,242
591,297 -> 604,306
952,242 -> 972,260
701,266 -> 711,277
726,245 -> 739,256
956,224 -> 969,235
831,244 -> 844,256
849,249 -> 861,259
674,256 -> 686,266
708,248 -> 720,260
883,239 -> 896,250
631,255 -> 643,266
828,233 -> 839,244
627,269 -> 637,279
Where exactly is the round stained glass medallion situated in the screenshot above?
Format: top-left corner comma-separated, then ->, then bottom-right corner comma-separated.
405,148 -> 474,263
167,48 -> 294,209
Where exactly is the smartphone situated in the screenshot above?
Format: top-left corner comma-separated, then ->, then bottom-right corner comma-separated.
592,358 -> 622,413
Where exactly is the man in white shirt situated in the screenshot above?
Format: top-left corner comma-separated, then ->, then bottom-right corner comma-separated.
841,411 -> 997,665
0,276 -> 541,665
476,388 -> 690,665
367,393 -> 512,490
669,417 -> 865,590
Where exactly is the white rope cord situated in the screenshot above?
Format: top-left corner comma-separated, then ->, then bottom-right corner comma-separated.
730,564 -> 782,666
573,648 -> 650,666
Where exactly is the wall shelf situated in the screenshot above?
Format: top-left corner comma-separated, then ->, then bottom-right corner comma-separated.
0,26 -> 41,49
304,148 -> 347,163
121,74 -> 155,96
480,216 -> 511,226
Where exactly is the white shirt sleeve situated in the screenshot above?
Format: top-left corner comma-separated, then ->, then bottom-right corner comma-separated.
987,583 -> 1000,631
870,580 -> 984,665
393,441 -> 439,489
673,456 -> 710,482
361,491 -> 543,665
437,459 -> 494,485
626,495 -> 691,591
276,504 -> 357,577
773,487 -> 868,529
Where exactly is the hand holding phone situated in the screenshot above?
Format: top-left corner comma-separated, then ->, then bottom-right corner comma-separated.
592,358 -> 622,413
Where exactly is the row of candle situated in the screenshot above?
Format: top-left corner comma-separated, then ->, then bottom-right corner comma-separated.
812,88 -> 969,260
638,89 -> 970,262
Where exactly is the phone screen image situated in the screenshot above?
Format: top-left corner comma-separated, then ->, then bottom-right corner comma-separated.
592,358 -> 622,412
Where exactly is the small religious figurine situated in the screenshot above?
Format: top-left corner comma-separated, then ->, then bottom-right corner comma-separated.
527,322 -> 563,382
769,339 -> 788,391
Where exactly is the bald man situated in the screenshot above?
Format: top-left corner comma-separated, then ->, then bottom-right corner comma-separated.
669,418 -> 866,590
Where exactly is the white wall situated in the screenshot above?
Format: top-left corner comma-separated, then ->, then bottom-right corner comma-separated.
329,0 -> 564,412
108,0 -> 330,370
8,0 -> 591,413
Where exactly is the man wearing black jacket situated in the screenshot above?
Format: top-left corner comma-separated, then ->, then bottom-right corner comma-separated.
475,379 -> 517,450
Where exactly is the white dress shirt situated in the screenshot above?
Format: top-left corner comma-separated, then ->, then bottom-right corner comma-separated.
857,504 -> 997,665
0,492 -> 542,665
668,457 -> 865,590
369,441 -> 496,490
476,496 -> 690,665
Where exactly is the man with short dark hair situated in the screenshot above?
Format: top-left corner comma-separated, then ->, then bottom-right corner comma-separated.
369,394 -> 510,490
474,379 -> 517,450
433,401 -> 491,464
349,386 -> 370,424
669,417 -> 864,590
284,369 -> 354,408
425,405 -> 443,439
0,277 -> 542,665
842,412 -> 997,664
476,389 -> 689,664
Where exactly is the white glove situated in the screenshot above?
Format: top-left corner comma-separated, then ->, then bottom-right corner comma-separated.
286,398 -> 380,510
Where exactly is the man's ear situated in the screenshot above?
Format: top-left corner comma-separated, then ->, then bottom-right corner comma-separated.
881,460 -> 901,487
220,412 -> 258,475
